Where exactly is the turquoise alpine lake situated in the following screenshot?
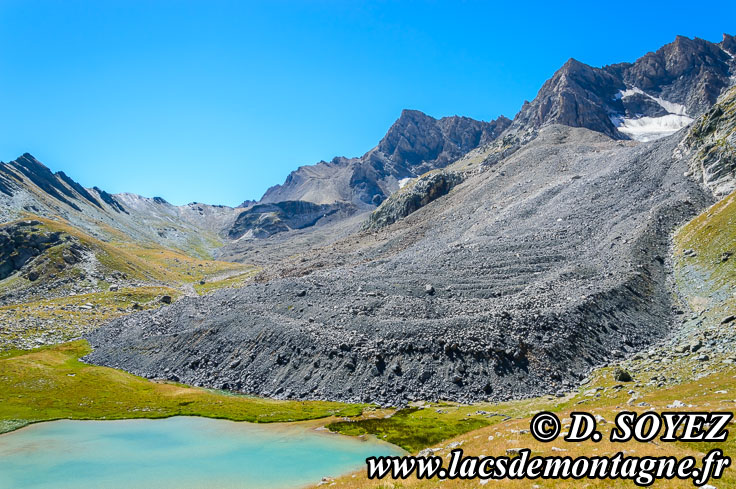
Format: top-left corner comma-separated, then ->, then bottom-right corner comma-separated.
0,416 -> 404,489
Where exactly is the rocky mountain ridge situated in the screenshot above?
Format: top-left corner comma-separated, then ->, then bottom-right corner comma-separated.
260,111 -> 511,208
512,34 -> 735,142
0,154 -> 240,257
5,35 -> 733,249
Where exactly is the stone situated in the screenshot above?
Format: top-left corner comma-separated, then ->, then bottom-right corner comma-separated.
613,368 -> 633,382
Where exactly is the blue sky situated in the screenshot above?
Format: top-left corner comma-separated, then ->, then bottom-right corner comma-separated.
1,1 -> 734,206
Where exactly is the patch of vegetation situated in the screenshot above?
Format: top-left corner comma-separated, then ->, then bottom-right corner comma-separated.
0,287 -> 179,351
328,407 -> 492,453
0,340 -> 367,434
194,268 -> 261,295
323,367 -> 736,488
674,189 -> 736,298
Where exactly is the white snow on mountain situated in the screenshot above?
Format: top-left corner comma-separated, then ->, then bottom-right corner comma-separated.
618,87 -> 688,115
398,177 -> 414,189
610,87 -> 693,141
611,114 -> 694,142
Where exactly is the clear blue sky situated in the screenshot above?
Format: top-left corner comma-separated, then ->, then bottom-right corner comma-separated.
1,1 -> 734,206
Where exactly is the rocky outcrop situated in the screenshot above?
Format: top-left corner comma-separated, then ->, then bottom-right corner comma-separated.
228,201 -> 357,239
0,220 -> 83,281
680,86 -> 736,196
363,170 -> 465,230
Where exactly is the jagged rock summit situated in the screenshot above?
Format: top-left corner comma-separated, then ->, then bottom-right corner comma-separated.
513,33 -> 735,142
260,110 -> 511,207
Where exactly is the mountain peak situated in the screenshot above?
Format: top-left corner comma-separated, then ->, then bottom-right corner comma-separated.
377,110 -> 508,169
722,33 -> 736,54
398,108 -> 432,120
512,34 -> 735,140
561,57 -> 585,69
512,57 -> 624,138
261,110 -> 509,208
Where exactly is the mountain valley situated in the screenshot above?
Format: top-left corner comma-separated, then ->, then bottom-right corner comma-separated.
2,32 -> 736,488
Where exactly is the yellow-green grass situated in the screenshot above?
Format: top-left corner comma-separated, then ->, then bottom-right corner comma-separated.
193,268 -> 261,295
32,216 -> 248,285
0,340 -> 367,435
319,367 -> 736,489
674,189 -> 736,300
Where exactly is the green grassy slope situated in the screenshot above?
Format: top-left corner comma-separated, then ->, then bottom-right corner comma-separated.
0,340 -> 367,434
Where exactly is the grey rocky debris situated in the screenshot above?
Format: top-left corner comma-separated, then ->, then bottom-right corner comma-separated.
85,124 -> 712,405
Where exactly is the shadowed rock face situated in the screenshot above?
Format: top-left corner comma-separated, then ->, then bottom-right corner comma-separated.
260,111 -> 511,208
513,59 -> 626,139
228,201 -> 357,239
614,35 -> 734,115
84,125 -> 712,405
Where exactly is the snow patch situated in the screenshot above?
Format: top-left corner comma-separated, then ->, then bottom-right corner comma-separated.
611,114 -> 694,142
722,47 -> 735,59
398,178 -> 414,189
611,87 -> 693,141
618,87 -> 688,115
